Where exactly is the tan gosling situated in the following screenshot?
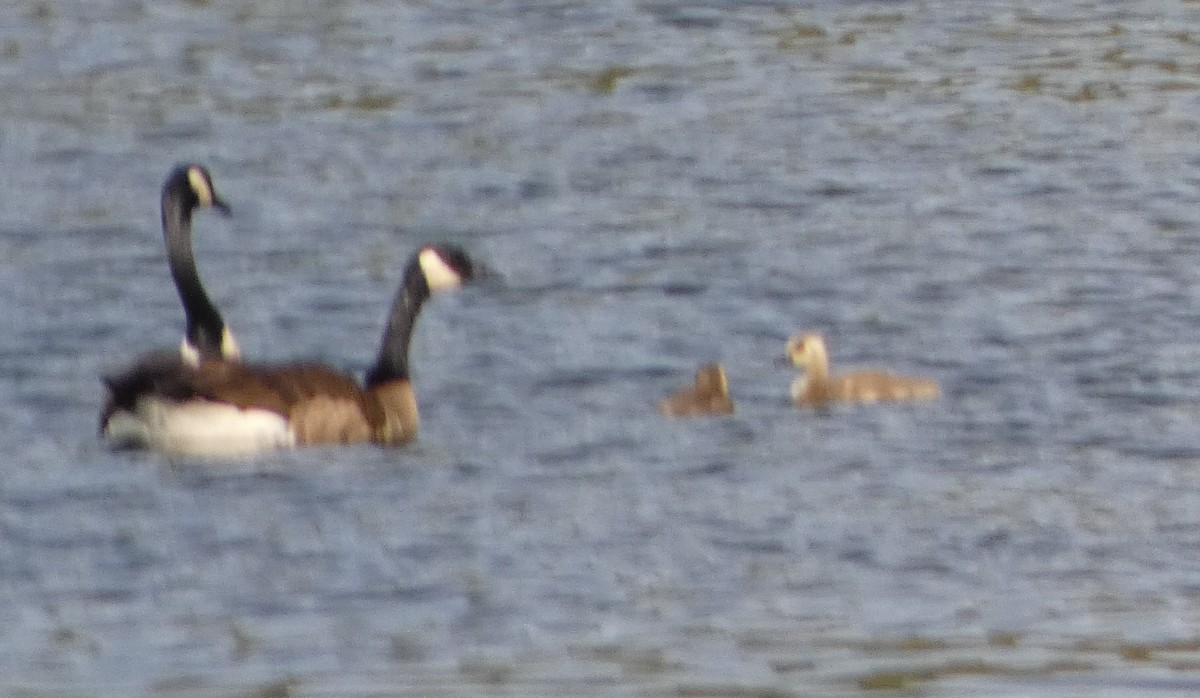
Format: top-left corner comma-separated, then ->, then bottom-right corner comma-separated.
786,332 -> 939,407
659,363 -> 735,417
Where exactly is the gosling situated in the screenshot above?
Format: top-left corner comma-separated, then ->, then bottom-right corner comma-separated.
786,332 -> 939,407
659,363 -> 735,417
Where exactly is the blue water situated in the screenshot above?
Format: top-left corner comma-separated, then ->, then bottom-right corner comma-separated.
5,0 -> 1200,694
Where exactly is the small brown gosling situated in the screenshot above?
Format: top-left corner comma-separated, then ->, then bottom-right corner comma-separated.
659,363 -> 735,417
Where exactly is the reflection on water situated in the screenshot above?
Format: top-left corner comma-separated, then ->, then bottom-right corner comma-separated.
5,0 -> 1200,695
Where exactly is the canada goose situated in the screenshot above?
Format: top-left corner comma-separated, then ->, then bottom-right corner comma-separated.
101,243 -> 478,456
659,362 -> 735,417
160,163 -> 240,364
786,331 -> 940,407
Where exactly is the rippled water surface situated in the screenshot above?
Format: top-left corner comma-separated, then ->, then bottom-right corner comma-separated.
7,0 -> 1200,695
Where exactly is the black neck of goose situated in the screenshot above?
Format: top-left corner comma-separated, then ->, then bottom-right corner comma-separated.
365,257 -> 431,387
162,189 -> 226,359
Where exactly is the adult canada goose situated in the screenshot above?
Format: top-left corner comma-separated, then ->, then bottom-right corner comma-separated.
786,331 -> 940,407
659,362 -> 735,417
160,163 -> 240,364
101,243 -> 479,456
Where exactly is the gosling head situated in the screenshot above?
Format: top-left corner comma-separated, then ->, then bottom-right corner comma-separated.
694,363 -> 729,395
785,331 -> 826,368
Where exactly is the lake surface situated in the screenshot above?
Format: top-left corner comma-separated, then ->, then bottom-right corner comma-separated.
5,0 -> 1200,694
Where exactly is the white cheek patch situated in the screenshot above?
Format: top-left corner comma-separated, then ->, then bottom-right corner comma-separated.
418,247 -> 463,291
187,167 -> 214,207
